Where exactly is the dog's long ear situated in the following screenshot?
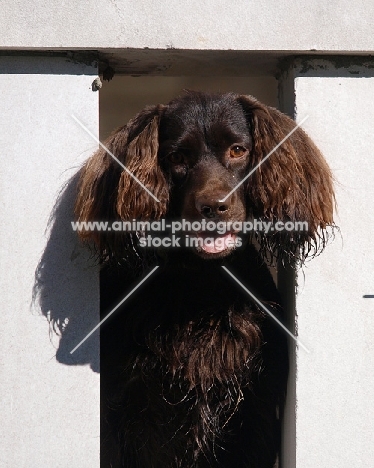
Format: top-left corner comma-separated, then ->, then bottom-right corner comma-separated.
237,95 -> 335,261
75,104 -> 168,261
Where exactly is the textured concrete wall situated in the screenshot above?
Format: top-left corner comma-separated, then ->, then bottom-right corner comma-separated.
1,37 -> 373,467
0,56 -> 100,467
281,59 -> 374,468
1,0 -> 374,51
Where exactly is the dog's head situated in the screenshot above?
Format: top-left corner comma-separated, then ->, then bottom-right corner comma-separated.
75,91 -> 334,263
158,93 -> 251,258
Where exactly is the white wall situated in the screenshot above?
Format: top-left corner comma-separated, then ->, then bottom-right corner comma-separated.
0,56 -> 100,467
1,45 -> 373,468
1,0 -> 374,51
281,60 -> 374,468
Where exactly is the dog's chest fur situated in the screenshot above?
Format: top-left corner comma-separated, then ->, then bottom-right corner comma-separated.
100,245 -> 286,467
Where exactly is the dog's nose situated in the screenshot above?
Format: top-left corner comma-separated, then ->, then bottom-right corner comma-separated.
196,199 -> 230,219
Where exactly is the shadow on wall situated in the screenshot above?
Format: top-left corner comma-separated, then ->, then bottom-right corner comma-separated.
33,171 -> 100,373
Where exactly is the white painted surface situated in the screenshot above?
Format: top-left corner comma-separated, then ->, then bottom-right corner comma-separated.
291,71 -> 374,467
0,57 -> 100,467
0,0 -> 374,51
1,50 -> 373,468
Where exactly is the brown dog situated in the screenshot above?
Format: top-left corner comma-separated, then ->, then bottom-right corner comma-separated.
75,91 -> 334,467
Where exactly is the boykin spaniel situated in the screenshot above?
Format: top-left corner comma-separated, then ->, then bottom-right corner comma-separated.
75,91 -> 334,467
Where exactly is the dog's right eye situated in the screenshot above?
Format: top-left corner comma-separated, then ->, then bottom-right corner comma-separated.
168,152 -> 184,164
229,145 -> 247,159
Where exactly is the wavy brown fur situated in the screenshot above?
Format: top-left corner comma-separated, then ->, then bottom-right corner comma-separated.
75,105 -> 169,263
236,95 -> 334,261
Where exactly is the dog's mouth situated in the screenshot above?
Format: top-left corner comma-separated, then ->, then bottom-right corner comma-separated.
192,231 -> 239,258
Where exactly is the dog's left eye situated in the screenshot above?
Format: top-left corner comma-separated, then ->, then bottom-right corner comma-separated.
230,145 -> 247,158
168,152 -> 184,164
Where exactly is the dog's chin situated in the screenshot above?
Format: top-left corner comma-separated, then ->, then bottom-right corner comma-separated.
191,232 -> 238,260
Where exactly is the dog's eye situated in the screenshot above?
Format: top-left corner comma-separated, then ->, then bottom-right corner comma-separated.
230,145 -> 247,159
168,152 -> 184,164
